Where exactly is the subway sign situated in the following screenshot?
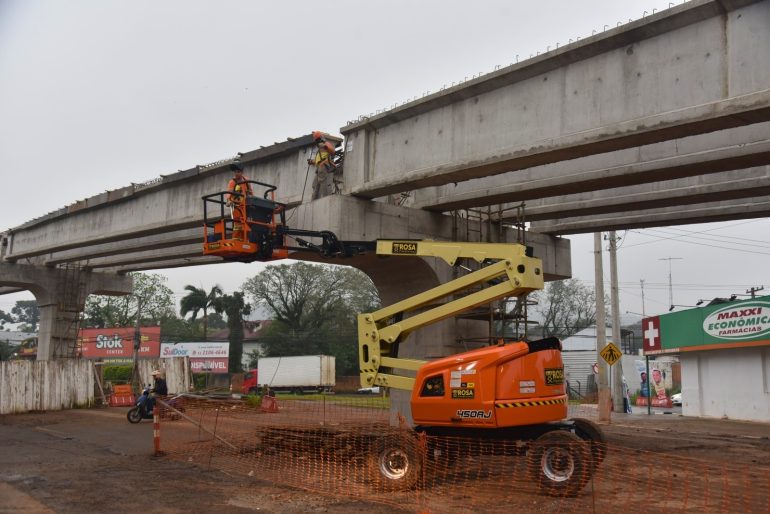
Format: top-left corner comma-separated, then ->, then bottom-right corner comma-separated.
642,295 -> 770,355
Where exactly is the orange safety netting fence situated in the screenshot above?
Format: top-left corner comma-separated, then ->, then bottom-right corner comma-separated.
156,396 -> 770,514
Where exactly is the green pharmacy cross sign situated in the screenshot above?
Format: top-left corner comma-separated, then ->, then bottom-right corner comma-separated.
643,295 -> 770,355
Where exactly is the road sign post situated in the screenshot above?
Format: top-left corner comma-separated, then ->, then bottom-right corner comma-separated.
600,342 -> 622,367
600,342 -> 622,420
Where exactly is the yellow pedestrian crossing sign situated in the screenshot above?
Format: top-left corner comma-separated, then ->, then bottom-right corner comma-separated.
600,342 -> 622,366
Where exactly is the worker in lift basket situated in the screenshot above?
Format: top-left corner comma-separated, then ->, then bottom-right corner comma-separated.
308,131 -> 338,200
226,163 -> 253,240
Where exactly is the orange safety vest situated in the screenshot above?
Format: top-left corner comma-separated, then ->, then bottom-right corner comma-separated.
227,177 -> 253,204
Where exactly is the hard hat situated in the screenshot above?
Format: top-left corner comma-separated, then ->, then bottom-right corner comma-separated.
312,131 -> 323,141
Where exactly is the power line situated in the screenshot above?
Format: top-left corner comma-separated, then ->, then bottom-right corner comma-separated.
576,278 -> 768,288
648,226 -> 770,245
623,232 -> 770,255
637,227 -> 770,249
619,219 -> 770,252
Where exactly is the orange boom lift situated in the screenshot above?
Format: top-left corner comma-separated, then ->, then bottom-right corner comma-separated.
357,240 -> 606,494
201,183 -> 605,495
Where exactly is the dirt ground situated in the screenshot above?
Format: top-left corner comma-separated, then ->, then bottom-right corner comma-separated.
0,407 -> 768,513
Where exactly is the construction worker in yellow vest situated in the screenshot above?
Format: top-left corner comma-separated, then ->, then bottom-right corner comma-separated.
226,163 -> 253,240
308,131 -> 338,200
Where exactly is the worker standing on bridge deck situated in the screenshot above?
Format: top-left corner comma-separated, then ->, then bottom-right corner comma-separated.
226,163 -> 253,240
308,131 -> 338,200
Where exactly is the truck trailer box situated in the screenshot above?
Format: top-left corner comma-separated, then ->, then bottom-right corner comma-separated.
258,355 -> 335,392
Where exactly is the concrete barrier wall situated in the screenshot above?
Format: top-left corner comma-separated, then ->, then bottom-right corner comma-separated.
0,360 -> 95,415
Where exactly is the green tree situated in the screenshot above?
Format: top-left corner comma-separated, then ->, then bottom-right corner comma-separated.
159,316 -> 198,344
180,285 -> 223,341
206,312 -> 227,330
83,273 -> 175,328
244,348 -> 261,370
531,279 -> 607,339
213,291 -> 251,373
242,262 -> 379,375
11,300 -> 40,332
0,340 -> 16,361
0,309 -> 13,329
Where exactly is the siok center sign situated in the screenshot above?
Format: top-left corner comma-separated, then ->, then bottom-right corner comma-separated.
600,342 -> 622,366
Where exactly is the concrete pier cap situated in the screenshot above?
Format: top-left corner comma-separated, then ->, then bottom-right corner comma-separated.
0,262 -> 133,361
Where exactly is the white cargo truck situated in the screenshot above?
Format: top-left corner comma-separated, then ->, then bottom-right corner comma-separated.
258,355 -> 335,393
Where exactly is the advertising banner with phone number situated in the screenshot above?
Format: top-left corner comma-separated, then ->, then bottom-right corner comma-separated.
160,342 -> 230,374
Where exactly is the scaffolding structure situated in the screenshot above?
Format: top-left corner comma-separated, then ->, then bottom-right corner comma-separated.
450,204 -> 537,347
51,264 -> 87,359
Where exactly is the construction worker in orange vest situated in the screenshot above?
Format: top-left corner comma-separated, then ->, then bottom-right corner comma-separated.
308,131 -> 338,200
226,163 -> 253,240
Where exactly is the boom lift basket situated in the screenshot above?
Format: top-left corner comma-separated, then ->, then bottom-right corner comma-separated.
202,180 -> 289,262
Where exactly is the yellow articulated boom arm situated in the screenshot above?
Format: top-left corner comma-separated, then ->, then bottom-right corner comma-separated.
358,240 -> 544,392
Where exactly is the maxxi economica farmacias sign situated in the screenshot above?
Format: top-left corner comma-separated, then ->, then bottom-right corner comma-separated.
641,295 -> 770,355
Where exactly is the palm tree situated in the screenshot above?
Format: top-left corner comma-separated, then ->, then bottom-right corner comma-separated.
180,285 -> 223,340
213,291 -> 252,373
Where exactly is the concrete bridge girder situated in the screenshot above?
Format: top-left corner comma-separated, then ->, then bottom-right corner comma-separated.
530,195 -> 770,235
84,244 -> 203,270
514,165 -> 770,222
341,1 -> 770,199
86,195 -> 571,280
3,137 -> 320,262
40,228 -> 201,267
0,286 -> 24,296
345,91 -> 770,200
410,124 -> 770,212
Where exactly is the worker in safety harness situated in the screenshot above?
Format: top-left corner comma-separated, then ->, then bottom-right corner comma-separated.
226,163 -> 253,240
308,131 -> 338,200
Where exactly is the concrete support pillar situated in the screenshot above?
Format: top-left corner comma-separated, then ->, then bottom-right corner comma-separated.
0,262 -> 133,361
36,298 -> 92,360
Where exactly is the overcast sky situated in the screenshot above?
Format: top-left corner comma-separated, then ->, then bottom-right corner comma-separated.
1,0 -> 768,323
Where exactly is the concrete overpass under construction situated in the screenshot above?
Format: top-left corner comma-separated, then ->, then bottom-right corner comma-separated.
2,0 -> 769,361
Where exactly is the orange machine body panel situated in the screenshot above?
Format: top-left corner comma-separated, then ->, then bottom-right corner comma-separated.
411,339 -> 567,428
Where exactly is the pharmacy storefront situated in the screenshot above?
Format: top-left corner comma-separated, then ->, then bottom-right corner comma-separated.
642,296 -> 770,422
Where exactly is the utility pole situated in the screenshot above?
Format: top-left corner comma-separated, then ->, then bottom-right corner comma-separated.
659,257 -> 683,307
594,233 -> 610,422
130,296 -> 142,393
746,285 -> 765,298
640,279 -> 646,317
609,231 -> 625,413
